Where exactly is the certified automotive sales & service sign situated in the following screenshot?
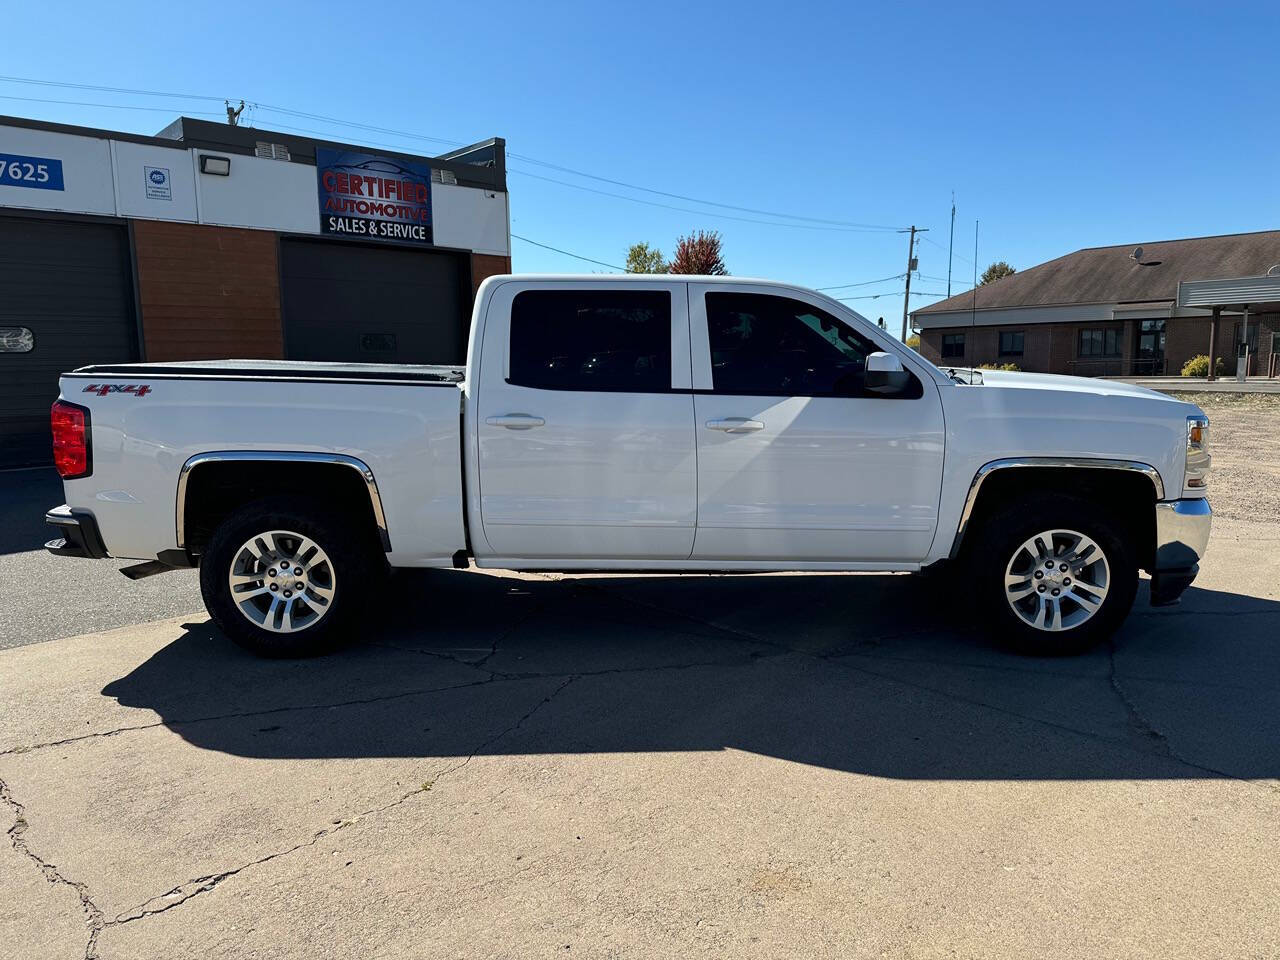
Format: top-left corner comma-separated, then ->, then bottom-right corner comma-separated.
316,148 -> 433,244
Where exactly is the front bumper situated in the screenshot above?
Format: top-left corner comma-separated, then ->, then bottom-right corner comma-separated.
44,504 -> 110,559
1150,497 -> 1211,606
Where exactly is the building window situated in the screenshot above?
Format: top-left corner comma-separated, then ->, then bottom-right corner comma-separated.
941,333 -> 965,359
998,331 -> 1024,356
1078,327 -> 1123,358
1233,321 -> 1259,353
508,289 -> 672,392
1136,319 -> 1166,359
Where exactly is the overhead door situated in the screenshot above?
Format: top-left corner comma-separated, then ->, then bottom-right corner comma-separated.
0,216 -> 138,468
280,239 -> 469,365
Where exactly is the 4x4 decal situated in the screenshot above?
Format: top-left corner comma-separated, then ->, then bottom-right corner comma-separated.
83,384 -> 152,398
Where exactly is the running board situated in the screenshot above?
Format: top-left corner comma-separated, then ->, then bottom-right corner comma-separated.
119,560 -> 178,580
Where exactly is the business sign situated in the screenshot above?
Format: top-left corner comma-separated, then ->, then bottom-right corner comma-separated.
316,148 -> 433,244
0,153 -> 64,191
144,165 -> 172,200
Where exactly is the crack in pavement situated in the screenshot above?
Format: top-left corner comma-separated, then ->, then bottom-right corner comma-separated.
105,674 -> 579,932
570,576 -> 1280,794
2,776 -> 106,959
1107,638 -> 1175,758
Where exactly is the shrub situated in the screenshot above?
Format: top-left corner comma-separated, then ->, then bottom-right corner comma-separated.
1181,354 -> 1225,377
978,362 -> 1021,372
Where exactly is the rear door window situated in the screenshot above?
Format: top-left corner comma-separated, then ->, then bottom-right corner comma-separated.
509,290 -> 671,392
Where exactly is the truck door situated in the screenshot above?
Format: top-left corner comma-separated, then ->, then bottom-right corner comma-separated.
473,280 -> 696,562
688,284 -> 945,563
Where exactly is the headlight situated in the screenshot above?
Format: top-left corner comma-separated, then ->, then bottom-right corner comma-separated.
1185,414 -> 1210,491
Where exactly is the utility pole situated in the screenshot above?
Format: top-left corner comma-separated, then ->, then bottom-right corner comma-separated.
225,99 -> 245,127
947,193 -> 956,297
900,225 -> 927,341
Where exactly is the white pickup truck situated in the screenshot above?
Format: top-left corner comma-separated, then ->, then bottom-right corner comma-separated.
44,275 -> 1212,657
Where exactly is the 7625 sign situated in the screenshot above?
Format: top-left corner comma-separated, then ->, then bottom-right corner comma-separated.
0,153 -> 65,191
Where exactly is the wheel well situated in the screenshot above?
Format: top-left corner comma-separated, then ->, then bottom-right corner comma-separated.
179,460 -> 385,560
958,467 -> 1157,570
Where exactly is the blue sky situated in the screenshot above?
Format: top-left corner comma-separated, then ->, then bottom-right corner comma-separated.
3,0 -> 1277,333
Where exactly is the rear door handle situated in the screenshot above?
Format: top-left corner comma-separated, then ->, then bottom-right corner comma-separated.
706,417 -> 765,433
485,414 -> 546,430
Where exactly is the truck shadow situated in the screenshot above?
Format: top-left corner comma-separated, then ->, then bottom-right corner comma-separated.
101,569 -> 1280,781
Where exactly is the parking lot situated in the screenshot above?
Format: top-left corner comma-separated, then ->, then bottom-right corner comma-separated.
2,397 -> 1279,959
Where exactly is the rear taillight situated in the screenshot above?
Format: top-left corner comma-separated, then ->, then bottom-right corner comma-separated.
51,400 -> 92,479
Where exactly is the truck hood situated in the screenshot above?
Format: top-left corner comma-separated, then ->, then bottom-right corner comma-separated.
952,368 -> 1181,402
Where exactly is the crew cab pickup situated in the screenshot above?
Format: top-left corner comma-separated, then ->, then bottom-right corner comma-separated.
45,275 -> 1212,656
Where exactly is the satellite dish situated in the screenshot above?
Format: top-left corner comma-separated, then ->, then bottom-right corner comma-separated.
1267,264 -> 1280,277
1130,246 -> 1144,262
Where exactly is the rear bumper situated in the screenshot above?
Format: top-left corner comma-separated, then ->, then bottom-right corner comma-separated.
1150,497 -> 1211,606
44,504 -> 110,559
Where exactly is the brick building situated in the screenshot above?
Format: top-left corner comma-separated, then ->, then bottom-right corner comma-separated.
0,114 -> 511,466
911,230 -> 1280,379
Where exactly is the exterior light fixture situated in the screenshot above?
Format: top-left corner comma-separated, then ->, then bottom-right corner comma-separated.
199,154 -> 231,176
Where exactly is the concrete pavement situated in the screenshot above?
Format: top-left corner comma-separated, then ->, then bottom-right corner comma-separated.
2,520 -> 1279,959
0,468 -> 202,650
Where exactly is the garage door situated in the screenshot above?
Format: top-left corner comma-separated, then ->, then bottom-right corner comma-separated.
280,240 -> 469,365
0,216 -> 138,468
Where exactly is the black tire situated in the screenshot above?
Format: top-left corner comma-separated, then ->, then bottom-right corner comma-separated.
199,497 -> 373,657
970,492 -> 1138,656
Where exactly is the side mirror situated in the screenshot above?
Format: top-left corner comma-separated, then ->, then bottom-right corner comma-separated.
865,351 -> 909,395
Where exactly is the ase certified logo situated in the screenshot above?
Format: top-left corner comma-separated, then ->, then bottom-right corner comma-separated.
83,384 -> 152,398
144,165 -> 172,200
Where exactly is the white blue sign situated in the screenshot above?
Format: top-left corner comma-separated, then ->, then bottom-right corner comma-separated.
144,165 -> 172,200
0,153 -> 64,191
316,148 -> 433,244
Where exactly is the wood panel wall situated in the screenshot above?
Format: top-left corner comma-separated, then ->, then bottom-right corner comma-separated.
133,220 -> 284,361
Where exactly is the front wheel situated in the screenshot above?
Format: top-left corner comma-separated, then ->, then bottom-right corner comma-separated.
199,498 -> 371,657
972,493 -> 1138,656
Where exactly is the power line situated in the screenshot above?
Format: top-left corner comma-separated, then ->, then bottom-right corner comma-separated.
0,94 -> 223,117
816,272 -> 904,291
506,153 -> 903,230
923,234 -> 973,266
511,233 -> 624,271
0,74 -> 904,232
510,167 -> 898,233
0,75 -> 228,103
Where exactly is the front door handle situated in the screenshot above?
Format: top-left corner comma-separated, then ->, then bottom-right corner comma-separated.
706,417 -> 765,433
486,414 -> 546,430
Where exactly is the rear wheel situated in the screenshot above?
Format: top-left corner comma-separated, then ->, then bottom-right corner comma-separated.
199,498 -> 371,657
972,493 -> 1138,655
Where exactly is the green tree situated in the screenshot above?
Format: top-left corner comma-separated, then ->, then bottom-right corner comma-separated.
625,242 -> 669,274
905,334 -> 920,349
668,230 -> 728,275
979,261 -> 1016,285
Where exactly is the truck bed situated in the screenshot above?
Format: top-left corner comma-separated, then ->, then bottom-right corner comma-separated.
72,359 -> 465,385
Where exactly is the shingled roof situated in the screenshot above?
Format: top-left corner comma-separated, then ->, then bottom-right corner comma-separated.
913,229 -> 1280,316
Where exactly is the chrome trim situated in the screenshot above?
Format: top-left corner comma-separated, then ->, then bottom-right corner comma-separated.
176,451 -> 391,552
1154,497 -> 1211,570
949,457 -> 1165,559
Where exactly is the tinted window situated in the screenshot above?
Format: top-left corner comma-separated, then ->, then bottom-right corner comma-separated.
998,331 -> 1024,356
941,333 -> 965,359
509,290 -> 671,392
705,292 -> 919,398
1078,327 -> 1122,357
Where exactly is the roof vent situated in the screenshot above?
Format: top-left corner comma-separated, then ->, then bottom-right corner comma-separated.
431,168 -> 458,186
1129,246 -> 1144,262
254,141 -> 291,162
1267,264 -> 1280,277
